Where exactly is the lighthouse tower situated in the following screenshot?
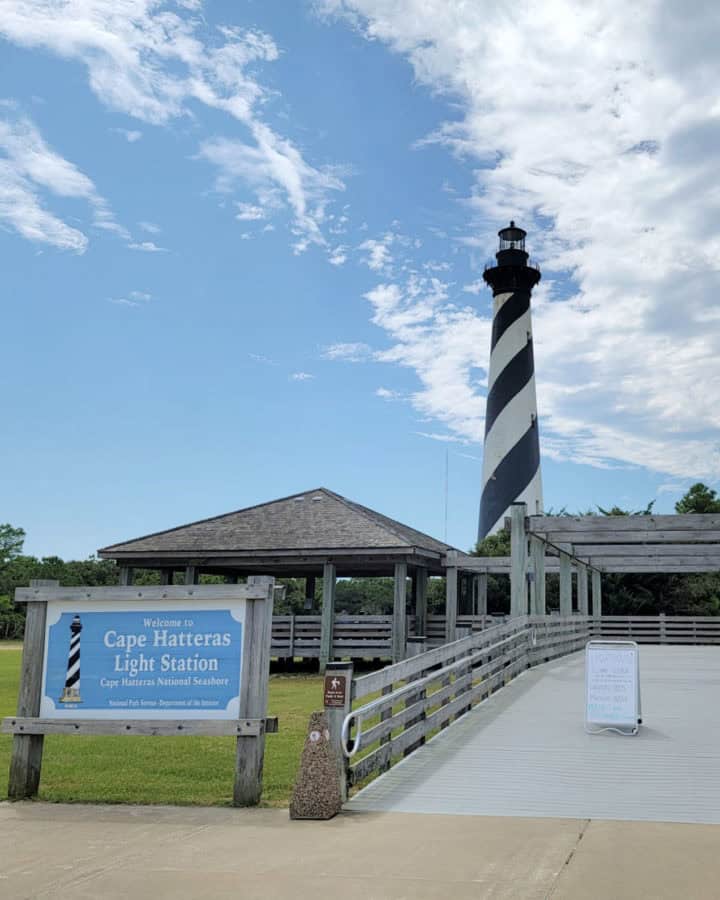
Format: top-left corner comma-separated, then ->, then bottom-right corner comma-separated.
478,222 -> 543,539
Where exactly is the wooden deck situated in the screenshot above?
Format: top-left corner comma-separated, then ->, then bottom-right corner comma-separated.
347,645 -> 720,824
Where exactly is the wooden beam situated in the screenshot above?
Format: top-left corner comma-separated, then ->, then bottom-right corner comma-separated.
601,564 -> 720,573
184,565 -> 198,585
559,549 -> 572,615
414,566 -> 428,636
445,565 -> 458,643
8,601 -> 47,799
530,530 -> 720,544
319,562 -> 336,673
118,566 -> 133,586
573,544 -> 720,557
159,568 -> 173,586
16,585 -> 270,603
3,717 -> 278,737
234,577 -> 274,806
475,572 -> 488,616
305,575 -> 316,611
447,555 -> 563,574
592,556 -> 720,568
510,504 -> 528,617
531,536 -> 546,615
577,563 -> 589,615
393,562 -> 408,663
592,569 -> 602,617
530,514 -> 720,532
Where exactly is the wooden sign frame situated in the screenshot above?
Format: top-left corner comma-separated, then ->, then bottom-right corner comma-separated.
3,582 -> 277,806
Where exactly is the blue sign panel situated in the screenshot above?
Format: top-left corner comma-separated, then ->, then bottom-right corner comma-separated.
41,604 -> 244,719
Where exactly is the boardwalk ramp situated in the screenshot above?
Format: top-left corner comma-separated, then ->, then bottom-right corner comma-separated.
348,645 -> 720,824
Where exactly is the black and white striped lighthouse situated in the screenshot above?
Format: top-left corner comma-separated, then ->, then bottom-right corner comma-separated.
478,222 -> 543,539
59,614 -> 83,704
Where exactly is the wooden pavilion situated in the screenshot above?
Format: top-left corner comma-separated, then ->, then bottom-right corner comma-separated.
98,487 -> 457,668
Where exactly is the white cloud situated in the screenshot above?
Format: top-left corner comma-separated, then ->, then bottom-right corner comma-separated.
461,280 -> 484,295
328,245 -> 347,266
108,290 -> 151,308
657,482 -> 689,496
0,113 -> 122,251
111,127 -> 142,143
199,129 -> 344,251
249,352 -> 278,366
235,202 -> 266,221
415,431 -> 469,444
364,274 -> 490,441
138,221 -> 161,234
359,232 -> 395,272
376,386 -> 403,400
291,371 -> 315,381
323,342 -> 373,362
0,2 -> 347,254
319,0 -> 720,481
128,240 -> 167,252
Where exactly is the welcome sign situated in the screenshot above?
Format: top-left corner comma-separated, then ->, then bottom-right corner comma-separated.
41,600 -> 245,719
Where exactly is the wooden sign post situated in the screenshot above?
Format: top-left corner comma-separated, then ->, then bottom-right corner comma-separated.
4,582 -> 277,806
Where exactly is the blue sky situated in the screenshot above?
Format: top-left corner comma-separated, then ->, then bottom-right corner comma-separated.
2,1 -> 719,559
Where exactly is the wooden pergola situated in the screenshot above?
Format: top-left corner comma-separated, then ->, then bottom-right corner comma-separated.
445,506 -> 720,621
98,487 -> 455,668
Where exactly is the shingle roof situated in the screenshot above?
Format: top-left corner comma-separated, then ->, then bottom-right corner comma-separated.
99,488 -> 455,556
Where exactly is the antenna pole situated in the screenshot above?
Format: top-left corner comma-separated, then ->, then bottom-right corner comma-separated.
444,448 -> 449,542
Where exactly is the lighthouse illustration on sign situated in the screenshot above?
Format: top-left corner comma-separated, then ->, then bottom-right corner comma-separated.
59,614 -> 83,704
478,222 -> 543,539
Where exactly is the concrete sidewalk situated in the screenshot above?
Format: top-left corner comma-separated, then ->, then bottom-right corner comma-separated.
1,802 -> 718,899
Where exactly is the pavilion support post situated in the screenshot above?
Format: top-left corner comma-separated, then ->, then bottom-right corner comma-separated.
445,554 -> 458,643
159,568 -> 173,586
118,566 -> 133,586
392,562 -> 408,663
184,565 -> 199,585
462,573 -> 472,615
319,562 -> 336,673
224,574 -> 239,585
464,574 -> 474,615
475,573 -> 488,618
510,503 -> 528,617
305,575 -> 316,611
559,545 -> 572,615
414,566 -> 428,637
578,563 -> 589,615
592,570 -> 602,619
531,536 -> 546,615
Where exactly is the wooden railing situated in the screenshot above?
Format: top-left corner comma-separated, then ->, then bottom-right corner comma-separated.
271,614 -> 507,660
337,615 -> 591,790
272,613 -> 720,660
271,615 -> 393,659
593,615 -> 720,644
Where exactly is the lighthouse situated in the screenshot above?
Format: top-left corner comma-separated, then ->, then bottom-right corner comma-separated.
478,222 -> 543,539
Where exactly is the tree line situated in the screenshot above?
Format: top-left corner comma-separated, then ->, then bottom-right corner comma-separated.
2,483 -> 720,638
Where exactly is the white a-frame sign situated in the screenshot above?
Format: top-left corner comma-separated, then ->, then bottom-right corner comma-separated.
585,640 -> 642,736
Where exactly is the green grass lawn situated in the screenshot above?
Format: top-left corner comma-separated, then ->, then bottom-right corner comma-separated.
0,644 -> 322,807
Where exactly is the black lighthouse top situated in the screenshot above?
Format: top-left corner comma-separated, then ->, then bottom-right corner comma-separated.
483,221 -> 541,295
